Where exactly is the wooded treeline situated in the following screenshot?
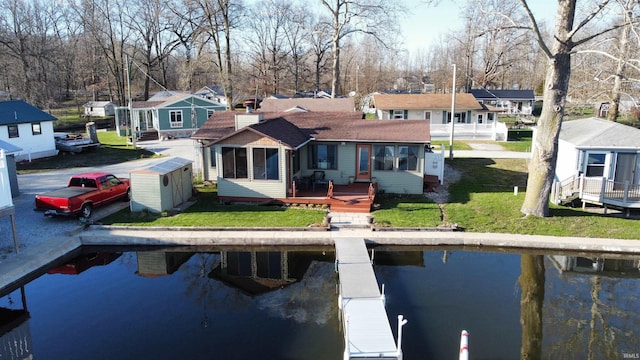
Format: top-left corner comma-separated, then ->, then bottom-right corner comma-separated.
0,0 -> 638,114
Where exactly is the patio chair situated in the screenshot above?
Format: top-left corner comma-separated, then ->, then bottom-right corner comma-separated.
312,171 -> 329,192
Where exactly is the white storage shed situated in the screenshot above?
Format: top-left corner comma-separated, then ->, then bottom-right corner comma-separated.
130,157 -> 194,213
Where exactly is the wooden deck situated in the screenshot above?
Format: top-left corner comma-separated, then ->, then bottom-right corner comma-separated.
281,182 -> 376,213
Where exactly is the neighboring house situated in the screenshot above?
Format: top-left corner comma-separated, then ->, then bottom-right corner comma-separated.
114,93 -> 226,139
83,101 -> 116,117
0,100 -> 57,161
192,111 -> 432,207
0,139 -> 22,197
552,117 -> 640,213
194,85 -> 228,106
371,93 -> 505,140
147,90 -> 190,102
469,89 -> 535,115
259,98 -> 355,112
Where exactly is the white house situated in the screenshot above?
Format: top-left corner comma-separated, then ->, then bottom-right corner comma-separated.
83,101 -> 116,117
0,100 -> 57,161
194,85 -> 228,107
469,89 -> 535,115
552,117 -> 640,213
371,93 -> 505,140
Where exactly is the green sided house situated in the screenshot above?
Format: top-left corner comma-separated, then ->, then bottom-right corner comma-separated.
192,111 -> 432,212
114,93 -> 226,140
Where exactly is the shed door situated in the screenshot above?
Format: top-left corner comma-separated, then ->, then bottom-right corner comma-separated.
356,144 -> 371,182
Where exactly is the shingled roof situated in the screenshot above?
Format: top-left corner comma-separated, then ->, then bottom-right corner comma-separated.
469,89 -> 535,100
372,93 -> 482,110
560,117 -> 640,148
193,111 -> 431,146
259,98 -> 355,112
0,100 -> 57,125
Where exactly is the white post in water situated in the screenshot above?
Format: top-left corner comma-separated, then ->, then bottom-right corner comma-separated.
396,315 -> 408,359
459,330 -> 469,360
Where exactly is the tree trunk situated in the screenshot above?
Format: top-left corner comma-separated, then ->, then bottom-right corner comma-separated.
330,35 -> 340,98
608,7 -> 632,122
520,0 -> 576,217
519,254 -> 545,360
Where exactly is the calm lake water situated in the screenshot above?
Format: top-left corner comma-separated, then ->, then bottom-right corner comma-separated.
1,246 -> 639,359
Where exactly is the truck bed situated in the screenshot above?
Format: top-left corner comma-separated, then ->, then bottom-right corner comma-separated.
38,187 -> 95,199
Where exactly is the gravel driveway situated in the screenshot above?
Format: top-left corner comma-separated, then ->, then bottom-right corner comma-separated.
0,138 -> 198,260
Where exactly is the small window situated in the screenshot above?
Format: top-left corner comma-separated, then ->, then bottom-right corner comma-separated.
169,110 -> 183,128
424,111 -> 431,121
207,109 -> 215,118
392,110 -> 407,119
586,153 -> 606,177
32,122 -> 42,135
210,147 -> 217,167
477,114 -> 484,124
8,125 -> 19,138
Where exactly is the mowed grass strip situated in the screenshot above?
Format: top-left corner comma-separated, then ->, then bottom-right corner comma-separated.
100,187 -> 327,228
372,195 -> 442,228
445,158 -> 640,239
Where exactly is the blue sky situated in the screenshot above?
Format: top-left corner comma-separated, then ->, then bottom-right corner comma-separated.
401,0 -> 559,53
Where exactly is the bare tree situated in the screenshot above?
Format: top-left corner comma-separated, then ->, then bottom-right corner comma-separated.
520,0 -> 634,217
606,0 -> 640,121
320,0 -> 403,97
186,0 -> 243,109
129,0 -> 180,99
307,15 -> 332,93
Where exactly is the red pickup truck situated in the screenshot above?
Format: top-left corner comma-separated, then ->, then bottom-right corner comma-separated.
35,172 -> 131,218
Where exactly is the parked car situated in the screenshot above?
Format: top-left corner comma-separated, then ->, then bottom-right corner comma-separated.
34,172 -> 130,218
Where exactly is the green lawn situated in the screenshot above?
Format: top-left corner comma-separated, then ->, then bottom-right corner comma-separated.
100,186 -> 327,227
17,131 -> 155,173
372,158 -> 640,239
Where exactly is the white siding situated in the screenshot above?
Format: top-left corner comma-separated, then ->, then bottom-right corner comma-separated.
555,139 -> 579,182
0,121 -> 56,161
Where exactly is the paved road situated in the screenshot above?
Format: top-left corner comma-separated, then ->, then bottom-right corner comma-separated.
1,138 -> 198,259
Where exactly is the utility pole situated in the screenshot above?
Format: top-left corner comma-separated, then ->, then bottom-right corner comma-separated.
449,64 -> 456,160
125,54 -> 136,148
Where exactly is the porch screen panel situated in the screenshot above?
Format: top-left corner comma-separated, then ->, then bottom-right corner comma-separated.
374,145 -> 394,171
222,147 -> 248,179
252,148 -> 279,180
398,145 -> 419,171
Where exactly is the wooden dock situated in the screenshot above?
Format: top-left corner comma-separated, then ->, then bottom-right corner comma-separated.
335,237 -> 405,359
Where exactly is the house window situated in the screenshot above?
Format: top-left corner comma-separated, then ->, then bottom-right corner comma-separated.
292,150 -> 300,174
374,145 -> 395,171
210,147 -> 216,167
488,113 -> 495,122
32,122 -> 42,135
392,110 -> 407,119
222,147 -> 248,179
477,114 -> 484,124
398,145 -> 419,171
424,111 -> 431,121
207,109 -> 215,118
446,112 -> 466,123
8,125 -> 18,138
585,153 -> 606,177
252,148 -> 279,180
309,144 -> 337,170
169,110 -> 183,128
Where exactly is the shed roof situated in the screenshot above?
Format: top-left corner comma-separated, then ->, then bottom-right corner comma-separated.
560,117 -> 640,148
372,93 -> 482,110
131,157 -> 193,175
0,100 -> 57,125
193,111 -> 431,146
